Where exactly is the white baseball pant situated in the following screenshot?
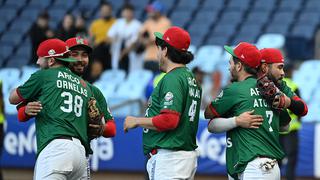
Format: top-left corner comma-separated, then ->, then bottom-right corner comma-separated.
146,149 -> 198,180
34,137 -> 88,180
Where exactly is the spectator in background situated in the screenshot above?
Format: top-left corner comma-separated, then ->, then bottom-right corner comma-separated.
29,11 -> 54,65
89,1 -> 115,71
75,13 -> 88,38
55,14 -> 76,41
138,1 -> 171,73
107,4 -> 142,73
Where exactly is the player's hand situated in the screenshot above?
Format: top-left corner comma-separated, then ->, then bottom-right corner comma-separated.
25,101 -> 42,116
235,110 -> 263,129
124,116 -> 138,133
272,94 -> 291,109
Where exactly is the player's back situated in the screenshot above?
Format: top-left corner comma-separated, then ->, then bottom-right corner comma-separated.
143,67 -> 202,154
225,77 -> 285,176
18,66 -> 93,155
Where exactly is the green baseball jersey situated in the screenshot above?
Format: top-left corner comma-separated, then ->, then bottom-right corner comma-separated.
210,77 -> 285,178
17,66 -> 93,156
89,84 -> 113,121
279,80 -> 295,98
143,67 -> 202,154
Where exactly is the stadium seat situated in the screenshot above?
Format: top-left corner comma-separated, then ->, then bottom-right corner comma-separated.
53,0 -> 76,10
278,0 -> 302,11
227,0 -> 251,11
192,10 -> 218,25
0,6 -> 18,23
190,45 -> 223,73
205,35 -> 230,46
127,69 -> 153,88
231,34 -> 257,45
115,81 -> 147,100
239,23 -> 262,36
19,6 -> 41,21
270,11 -> 296,25
285,36 -> 314,60
245,11 -> 270,25
219,10 -> 244,25
0,68 -> 21,93
170,10 -> 192,27
213,23 -> 237,37
265,23 -> 290,35
93,80 -> 117,99
6,55 -> 29,68
4,0 -> 27,9
256,33 -> 285,49
100,69 -> 126,86
9,19 -> 33,34
201,0 -> 225,11
305,0 -> 320,11
0,21 -> 7,33
291,24 -> 317,40
0,44 -> 14,60
188,45 -> 197,54
28,0 -> 52,9
252,0 -> 276,11
175,0 -> 199,11
0,30 -> 24,46
78,0 -> 100,9
48,6 -> 67,22
296,12 -> 320,26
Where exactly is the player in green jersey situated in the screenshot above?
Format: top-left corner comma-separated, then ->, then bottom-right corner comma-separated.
124,26 -> 201,179
9,39 -> 92,180
17,37 -> 116,138
205,42 -> 285,180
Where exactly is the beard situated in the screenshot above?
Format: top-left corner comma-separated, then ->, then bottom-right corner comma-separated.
267,72 -> 282,87
230,67 -> 238,82
69,61 -> 88,76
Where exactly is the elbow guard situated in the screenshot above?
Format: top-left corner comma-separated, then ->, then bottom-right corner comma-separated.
152,110 -> 180,132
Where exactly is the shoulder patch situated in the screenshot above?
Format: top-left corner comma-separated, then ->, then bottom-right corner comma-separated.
164,92 -> 174,101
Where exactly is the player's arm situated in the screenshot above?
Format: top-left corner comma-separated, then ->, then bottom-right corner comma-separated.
9,88 -> 24,104
16,101 -> 42,122
208,110 -> 263,133
124,110 -> 180,132
280,81 -> 308,116
124,76 -> 183,133
10,71 -> 43,105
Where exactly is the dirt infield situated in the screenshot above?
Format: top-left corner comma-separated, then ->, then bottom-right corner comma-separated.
2,168 -> 317,180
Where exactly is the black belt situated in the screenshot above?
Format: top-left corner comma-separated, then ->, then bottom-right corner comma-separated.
56,136 -> 72,140
147,149 -> 158,159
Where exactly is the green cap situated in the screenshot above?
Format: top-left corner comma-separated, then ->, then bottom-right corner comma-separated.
55,57 -> 78,62
224,45 -> 237,58
154,32 -> 164,40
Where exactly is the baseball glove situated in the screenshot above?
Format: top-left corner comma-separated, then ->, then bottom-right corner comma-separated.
257,75 -> 286,110
88,97 -> 104,139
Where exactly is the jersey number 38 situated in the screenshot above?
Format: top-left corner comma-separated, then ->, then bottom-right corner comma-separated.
60,91 -> 83,117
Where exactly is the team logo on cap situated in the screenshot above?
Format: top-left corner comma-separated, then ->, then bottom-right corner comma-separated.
48,49 -> 56,56
76,37 -> 84,44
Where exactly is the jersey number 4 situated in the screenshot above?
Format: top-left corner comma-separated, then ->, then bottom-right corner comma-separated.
188,100 -> 197,122
60,91 -> 83,117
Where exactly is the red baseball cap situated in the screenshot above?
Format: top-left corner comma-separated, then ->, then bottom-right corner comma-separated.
154,26 -> 191,51
224,42 -> 262,68
66,37 -> 92,53
260,48 -> 284,64
37,38 -> 77,62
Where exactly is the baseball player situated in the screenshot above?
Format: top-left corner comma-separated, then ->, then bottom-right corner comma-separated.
258,48 -> 308,119
9,39 -> 93,180
124,26 -> 201,179
205,42 -> 285,180
17,37 -> 116,138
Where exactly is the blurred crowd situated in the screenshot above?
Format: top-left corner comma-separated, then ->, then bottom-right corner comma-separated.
28,0 -> 225,111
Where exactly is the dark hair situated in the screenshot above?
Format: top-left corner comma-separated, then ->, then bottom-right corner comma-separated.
122,3 -> 135,11
232,56 -> 257,75
101,1 -> 112,8
156,38 -> 194,64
